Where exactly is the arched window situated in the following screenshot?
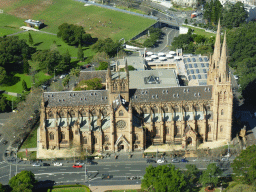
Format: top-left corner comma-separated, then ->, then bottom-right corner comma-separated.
164,107 -> 168,113
185,105 -> 189,112
83,137 -> 87,144
224,91 -> 227,99
208,125 -> 211,132
61,132 -> 65,140
176,126 -> 180,134
156,128 -> 160,135
48,111 -> 54,118
121,83 -> 126,91
220,125 -> 223,132
104,135 -> 109,143
119,110 -> 124,116
134,134 -> 139,140
153,106 -> 158,113
166,127 -> 169,135
113,84 -> 117,91
49,133 -> 54,140
174,106 -> 179,113
221,109 -> 224,115
195,104 -> 200,111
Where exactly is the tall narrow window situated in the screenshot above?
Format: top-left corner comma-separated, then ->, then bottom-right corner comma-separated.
61,132 -> 65,140
208,125 -> 211,132
83,137 -> 87,144
220,126 -> 223,132
166,127 -> 169,135
156,128 -> 160,135
134,134 -> 139,140
176,126 -> 180,134
104,136 -> 109,143
50,133 -> 54,140
221,109 -> 224,115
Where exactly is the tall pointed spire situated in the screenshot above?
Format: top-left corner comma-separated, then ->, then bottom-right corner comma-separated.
124,58 -> 129,80
219,31 -> 229,82
213,19 -> 221,64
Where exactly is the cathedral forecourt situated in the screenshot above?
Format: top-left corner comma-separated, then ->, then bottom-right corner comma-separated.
39,21 -> 233,157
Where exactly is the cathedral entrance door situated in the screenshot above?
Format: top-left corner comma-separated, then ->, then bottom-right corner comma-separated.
187,137 -> 192,145
118,141 -> 125,151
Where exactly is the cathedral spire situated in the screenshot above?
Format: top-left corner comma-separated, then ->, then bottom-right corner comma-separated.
219,31 -> 229,82
213,19 -> 221,64
124,58 -> 129,81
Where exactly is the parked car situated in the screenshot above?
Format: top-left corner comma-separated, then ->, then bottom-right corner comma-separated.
102,174 -> 112,179
76,162 -> 84,165
157,159 -> 167,164
43,163 -> 50,166
181,158 -> 188,163
221,157 -> 229,161
33,163 -> 41,167
2,140 -> 8,145
54,162 -> 63,166
172,159 -> 180,163
73,164 -> 83,168
146,159 -> 156,163
59,75 -> 66,79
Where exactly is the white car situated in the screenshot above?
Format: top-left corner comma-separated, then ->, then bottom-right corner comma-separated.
54,162 -> 63,166
32,163 -> 41,167
157,159 -> 167,164
59,75 -> 66,79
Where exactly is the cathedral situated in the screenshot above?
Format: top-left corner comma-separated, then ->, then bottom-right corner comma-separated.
39,21 -> 233,153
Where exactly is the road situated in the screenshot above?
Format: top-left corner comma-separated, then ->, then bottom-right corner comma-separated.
0,154 -> 234,186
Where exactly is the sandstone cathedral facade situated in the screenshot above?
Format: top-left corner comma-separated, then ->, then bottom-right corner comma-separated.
39,22 -> 233,153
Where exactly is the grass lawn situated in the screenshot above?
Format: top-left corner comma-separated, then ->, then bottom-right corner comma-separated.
182,25 -> 216,38
17,151 -> 36,160
0,27 -> 23,36
20,127 -> 38,149
51,187 -> 89,192
0,73 -> 31,94
2,94 -> 18,101
0,13 -> 24,28
17,31 -> 96,58
1,0 -> 156,41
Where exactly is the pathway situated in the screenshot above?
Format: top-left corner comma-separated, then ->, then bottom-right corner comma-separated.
6,30 -> 28,36
90,184 -> 141,192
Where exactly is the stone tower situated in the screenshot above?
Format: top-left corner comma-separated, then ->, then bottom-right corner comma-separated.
107,60 -> 130,104
210,28 -> 233,142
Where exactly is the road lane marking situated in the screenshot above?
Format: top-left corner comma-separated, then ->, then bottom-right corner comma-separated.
125,173 -> 131,174
126,164 -> 131,165
129,170 -> 141,172
103,168 -> 109,169
34,171 -> 98,175
108,170 -> 119,172
105,165 -> 111,166
125,167 -> 131,168
60,169 -> 66,170
38,170 -> 45,171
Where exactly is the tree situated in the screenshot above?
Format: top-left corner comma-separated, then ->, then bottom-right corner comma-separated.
57,49 -> 71,73
127,65 -> 135,71
70,67 -> 80,77
92,38 -> 123,57
0,96 -> 7,112
222,2 -> 248,29
231,144 -> 256,185
184,164 -> 199,184
62,74 -> 70,87
57,23 -> 92,46
22,80 -> 28,92
0,66 -> 6,84
96,61 -> 108,70
0,183 -> 6,192
184,19 -> 188,24
199,163 -> 222,187
23,57 -> 30,74
9,170 -> 37,191
28,33 -> 33,46
141,164 -> 190,192
77,44 -> 84,62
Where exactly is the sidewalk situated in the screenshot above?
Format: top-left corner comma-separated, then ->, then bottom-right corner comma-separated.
19,148 -> 37,152
90,184 -> 141,192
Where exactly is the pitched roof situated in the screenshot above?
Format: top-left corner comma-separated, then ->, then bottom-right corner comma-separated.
129,85 -> 212,103
43,90 -> 109,107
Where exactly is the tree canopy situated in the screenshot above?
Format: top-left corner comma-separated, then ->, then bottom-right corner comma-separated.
57,23 -> 93,46
231,144 -> 256,185
92,38 -> 123,58
141,164 -> 189,192
96,61 -> 108,70
199,163 -> 222,187
9,170 -> 37,191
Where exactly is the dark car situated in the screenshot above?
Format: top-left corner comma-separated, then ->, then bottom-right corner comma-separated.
43,163 -> 50,166
147,159 -> 156,163
181,158 -> 188,163
2,140 -> 8,145
102,174 -> 112,180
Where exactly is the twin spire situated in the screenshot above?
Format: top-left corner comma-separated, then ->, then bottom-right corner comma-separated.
208,19 -> 229,84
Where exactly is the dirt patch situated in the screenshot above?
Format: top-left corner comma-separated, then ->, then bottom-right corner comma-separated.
0,0 -> 20,9
9,0 -> 53,19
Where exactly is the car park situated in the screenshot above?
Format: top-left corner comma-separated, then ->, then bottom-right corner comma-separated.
33,163 -> 41,167
172,159 -> 180,163
146,159 -> 156,163
73,164 -> 83,168
157,159 -> 167,164
54,162 -> 63,166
